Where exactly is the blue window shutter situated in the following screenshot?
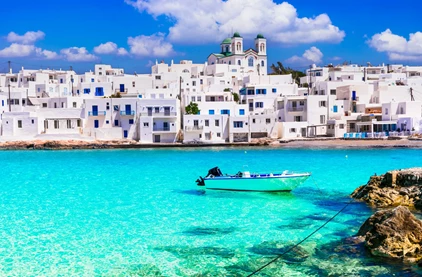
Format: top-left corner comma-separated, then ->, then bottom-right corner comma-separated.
256,89 -> 259,95
272,88 -> 277,93
209,110 -> 214,115
240,109 -> 244,115
263,89 -> 267,94
333,105 -> 338,113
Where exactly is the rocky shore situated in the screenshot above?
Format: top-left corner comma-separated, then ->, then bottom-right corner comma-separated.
350,168 -> 422,263
1,137 -> 422,150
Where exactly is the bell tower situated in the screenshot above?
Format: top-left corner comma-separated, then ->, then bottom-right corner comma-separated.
232,32 -> 243,55
255,34 -> 266,56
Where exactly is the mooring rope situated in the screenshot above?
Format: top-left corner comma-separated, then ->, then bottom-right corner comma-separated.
246,178 -> 365,277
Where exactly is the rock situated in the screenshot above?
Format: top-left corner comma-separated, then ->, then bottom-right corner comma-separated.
356,206 -> 422,262
352,168 -> 422,208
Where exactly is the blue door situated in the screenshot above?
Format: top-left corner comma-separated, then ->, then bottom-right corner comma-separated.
352,91 -> 356,101
94,120 -> 99,128
120,84 -> 125,93
333,105 -> 338,113
125,104 -> 131,114
92,105 -> 98,116
123,130 -> 128,138
114,120 -> 119,126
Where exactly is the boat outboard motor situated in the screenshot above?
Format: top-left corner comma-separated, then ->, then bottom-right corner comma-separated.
196,176 -> 205,186
206,167 -> 223,178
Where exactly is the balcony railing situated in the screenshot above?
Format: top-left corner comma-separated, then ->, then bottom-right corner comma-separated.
88,111 -> 106,116
287,107 -> 305,112
115,88 -> 128,94
185,126 -> 204,131
141,111 -> 177,117
120,110 -> 135,116
153,127 -> 171,131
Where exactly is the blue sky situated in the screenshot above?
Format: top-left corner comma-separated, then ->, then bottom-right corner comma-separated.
1,0 -> 422,73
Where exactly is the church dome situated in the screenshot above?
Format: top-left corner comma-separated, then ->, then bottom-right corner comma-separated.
256,34 -> 265,39
232,32 -> 241,38
221,38 -> 232,44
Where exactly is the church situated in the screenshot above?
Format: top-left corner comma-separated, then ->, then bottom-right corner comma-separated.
207,32 -> 268,75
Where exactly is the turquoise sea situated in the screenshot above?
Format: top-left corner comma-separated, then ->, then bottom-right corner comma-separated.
1,148 -> 422,276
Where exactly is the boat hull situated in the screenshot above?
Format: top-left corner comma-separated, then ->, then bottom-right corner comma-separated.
203,174 -> 310,192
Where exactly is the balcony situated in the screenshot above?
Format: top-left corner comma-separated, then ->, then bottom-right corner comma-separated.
88,111 -> 106,116
185,126 -> 204,132
141,111 -> 177,117
153,127 -> 171,131
287,107 -> 305,112
120,110 -> 135,116
115,88 -> 128,94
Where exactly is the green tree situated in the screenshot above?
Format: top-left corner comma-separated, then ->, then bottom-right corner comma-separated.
185,102 -> 200,115
232,92 -> 240,103
270,61 -> 306,85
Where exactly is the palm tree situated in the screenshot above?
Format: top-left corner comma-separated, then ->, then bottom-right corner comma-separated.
270,62 -> 305,85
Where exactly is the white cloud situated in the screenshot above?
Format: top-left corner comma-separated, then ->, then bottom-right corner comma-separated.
7,31 -> 45,44
368,29 -> 422,61
128,33 -> 174,57
0,43 -> 59,60
329,56 -> 342,61
94,42 -> 118,54
61,47 -> 98,62
125,0 -> 345,44
285,46 -> 323,65
117,47 -> 129,56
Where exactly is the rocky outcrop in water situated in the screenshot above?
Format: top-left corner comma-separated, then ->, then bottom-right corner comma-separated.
352,206 -> 422,263
351,168 -> 422,208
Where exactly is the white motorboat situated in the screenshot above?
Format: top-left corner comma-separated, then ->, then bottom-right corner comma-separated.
196,167 -> 311,192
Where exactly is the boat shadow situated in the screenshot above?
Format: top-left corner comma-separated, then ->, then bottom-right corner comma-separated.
174,188 -> 297,200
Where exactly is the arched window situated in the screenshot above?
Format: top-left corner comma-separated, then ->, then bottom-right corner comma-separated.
237,60 -> 241,66
237,42 -> 241,51
261,60 -> 265,67
248,57 -> 254,67
260,43 -> 265,52
225,46 -> 229,53
229,61 -> 231,65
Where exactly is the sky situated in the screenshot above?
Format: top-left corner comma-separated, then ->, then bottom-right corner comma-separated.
1,0 -> 422,74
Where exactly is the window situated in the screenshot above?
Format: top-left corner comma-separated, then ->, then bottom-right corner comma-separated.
91,78 -> 94,82
215,120 -> 219,127
339,124 -> 344,129
272,88 -> 277,93
233,121 -> 243,128
320,115 -> 326,124
114,120 -> 119,126
129,119 -> 134,125
256,89 -> 266,94
333,105 -> 338,113
60,79 -> 63,84
248,57 -> 254,67
289,128 -> 296,133
192,81 -> 196,86
1,100 -> 3,106
238,60 -> 241,66
217,133 -> 221,137
209,110 -> 215,115
330,89 -> 336,95
261,61 -> 265,67
95,87 -> 104,96
221,109 -> 230,115
84,88 -> 90,94
191,96 -> 195,102
132,81 -> 135,88
42,103 -> 47,108
385,108 -> 389,115
143,122 -> 149,127
252,119 -> 256,123
77,119 -> 81,127
197,96 -> 201,102
319,101 -> 326,107
155,76 -> 161,80
73,102 -> 77,108
239,109 -> 245,115
31,119 -> 34,124
255,102 -> 263,108
205,120 -> 209,127
106,120 -> 109,124
18,120 -> 22,128
67,120 -> 71,129
266,118 -> 271,124
294,116 -> 301,122
155,107 -> 160,113
350,123 -> 356,130
54,120 -> 59,129
299,101 -> 305,106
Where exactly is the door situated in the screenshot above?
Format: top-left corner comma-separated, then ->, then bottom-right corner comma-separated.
120,84 -> 125,93
94,120 -> 99,128
301,128 -> 306,137
123,130 -> 128,138
352,91 -> 356,101
114,120 -> 119,127
125,104 -> 131,115
92,105 -> 98,116
154,135 -> 161,143
163,122 -> 169,131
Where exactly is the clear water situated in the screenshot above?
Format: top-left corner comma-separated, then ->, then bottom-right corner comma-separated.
0,148 -> 421,276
